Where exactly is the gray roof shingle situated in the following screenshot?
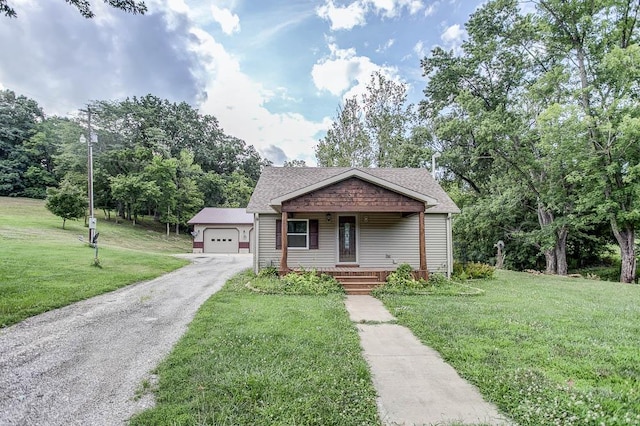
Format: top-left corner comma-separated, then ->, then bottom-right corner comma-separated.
246,167 -> 460,214
187,208 -> 253,225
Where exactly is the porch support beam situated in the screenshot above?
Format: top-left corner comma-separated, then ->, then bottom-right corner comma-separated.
419,211 -> 427,271
280,211 -> 289,272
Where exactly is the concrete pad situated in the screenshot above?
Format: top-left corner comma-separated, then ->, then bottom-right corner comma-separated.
344,297 -> 510,426
345,295 -> 396,322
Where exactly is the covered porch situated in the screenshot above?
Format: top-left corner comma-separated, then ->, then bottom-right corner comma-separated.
272,176 -> 435,293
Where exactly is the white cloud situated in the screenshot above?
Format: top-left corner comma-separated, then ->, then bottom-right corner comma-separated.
376,38 -> 395,53
317,0 -> 424,30
188,29 -> 328,165
210,5 -> 240,35
311,43 -> 398,103
316,0 -> 367,30
368,0 -> 396,17
404,0 -> 424,14
413,40 -> 425,57
369,0 -> 423,17
440,23 -> 467,53
424,2 -> 437,16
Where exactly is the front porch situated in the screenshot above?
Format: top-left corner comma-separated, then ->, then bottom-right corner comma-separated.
290,267 -> 429,295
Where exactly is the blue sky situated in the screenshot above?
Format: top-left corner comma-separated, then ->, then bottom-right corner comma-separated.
0,0 -> 485,165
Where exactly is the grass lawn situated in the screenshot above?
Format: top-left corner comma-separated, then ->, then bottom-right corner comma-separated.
0,197 -> 190,327
130,271 -> 380,426
377,270 -> 640,425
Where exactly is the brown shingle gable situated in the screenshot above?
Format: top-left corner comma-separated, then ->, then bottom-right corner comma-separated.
246,167 -> 460,214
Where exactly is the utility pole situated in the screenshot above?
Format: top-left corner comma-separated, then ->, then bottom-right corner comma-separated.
80,106 -> 96,245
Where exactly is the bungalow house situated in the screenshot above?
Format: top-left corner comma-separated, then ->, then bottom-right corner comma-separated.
187,208 -> 253,254
246,167 -> 460,293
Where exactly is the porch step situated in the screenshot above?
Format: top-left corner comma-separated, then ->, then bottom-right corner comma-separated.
334,275 -> 379,283
339,280 -> 385,295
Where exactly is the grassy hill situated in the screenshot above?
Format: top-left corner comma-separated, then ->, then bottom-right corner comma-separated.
0,197 -> 192,327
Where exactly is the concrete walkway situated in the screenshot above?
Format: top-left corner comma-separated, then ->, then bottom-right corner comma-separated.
344,295 -> 510,426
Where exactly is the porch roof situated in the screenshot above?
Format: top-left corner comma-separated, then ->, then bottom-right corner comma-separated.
247,167 -> 460,214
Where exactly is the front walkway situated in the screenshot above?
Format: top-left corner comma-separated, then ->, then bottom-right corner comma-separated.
344,295 -> 510,426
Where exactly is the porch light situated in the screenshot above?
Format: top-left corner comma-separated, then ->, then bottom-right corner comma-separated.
326,213 -> 332,222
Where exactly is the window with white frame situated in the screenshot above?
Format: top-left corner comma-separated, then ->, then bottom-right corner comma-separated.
287,219 -> 308,248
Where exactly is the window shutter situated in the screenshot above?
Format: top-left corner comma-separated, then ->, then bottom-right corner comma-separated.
309,219 -> 319,249
275,219 -> 282,249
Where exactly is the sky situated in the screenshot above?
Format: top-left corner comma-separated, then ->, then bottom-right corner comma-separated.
0,0 -> 486,165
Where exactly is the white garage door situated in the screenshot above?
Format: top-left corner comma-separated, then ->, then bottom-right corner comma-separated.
203,228 -> 238,253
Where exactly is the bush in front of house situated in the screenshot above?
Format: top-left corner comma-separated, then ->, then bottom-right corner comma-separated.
280,270 -> 343,295
249,268 -> 343,295
452,261 -> 495,280
372,263 -> 485,296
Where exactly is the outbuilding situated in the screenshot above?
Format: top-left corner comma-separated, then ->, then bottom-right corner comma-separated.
187,208 -> 253,254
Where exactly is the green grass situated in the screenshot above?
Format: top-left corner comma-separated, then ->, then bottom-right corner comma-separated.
130,271 -> 380,426
0,197 -> 190,327
376,270 -> 640,425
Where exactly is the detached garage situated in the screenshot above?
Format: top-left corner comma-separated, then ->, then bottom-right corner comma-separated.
188,208 -> 253,254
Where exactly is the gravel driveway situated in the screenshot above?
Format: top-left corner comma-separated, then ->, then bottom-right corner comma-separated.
0,253 -> 252,426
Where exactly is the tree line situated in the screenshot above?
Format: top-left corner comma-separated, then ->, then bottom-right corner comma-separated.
0,91 -> 270,232
316,0 -> 639,283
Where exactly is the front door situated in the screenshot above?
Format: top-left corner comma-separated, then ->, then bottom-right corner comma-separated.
338,215 -> 357,263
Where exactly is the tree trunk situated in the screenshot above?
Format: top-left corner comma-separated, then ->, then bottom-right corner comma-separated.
537,204 -> 557,274
544,250 -> 557,275
62,218 -> 66,230
611,220 -> 637,283
555,227 -> 568,276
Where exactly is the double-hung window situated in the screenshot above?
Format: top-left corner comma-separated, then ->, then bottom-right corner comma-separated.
287,219 -> 308,249
276,219 -> 319,250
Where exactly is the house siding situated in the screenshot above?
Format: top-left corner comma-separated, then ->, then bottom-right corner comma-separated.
257,213 -> 336,269
358,213 -> 420,268
425,214 -> 448,274
256,212 -> 450,274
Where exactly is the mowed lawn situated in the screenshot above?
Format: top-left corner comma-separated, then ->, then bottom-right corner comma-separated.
130,271 -> 380,426
378,270 -> 640,425
0,197 -> 191,327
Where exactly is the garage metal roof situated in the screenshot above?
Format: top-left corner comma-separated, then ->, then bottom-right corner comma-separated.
187,208 -> 253,225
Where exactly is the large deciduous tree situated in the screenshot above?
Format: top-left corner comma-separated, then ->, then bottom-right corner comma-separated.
0,90 -> 44,196
535,0 -> 640,283
421,0 -> 584,275
316,71 -> 415,167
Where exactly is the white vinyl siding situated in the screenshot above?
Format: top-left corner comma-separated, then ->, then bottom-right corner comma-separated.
257,214 -> 335,269
256,212 -> 450,273
358,213 -> 419,268
425,214 -> 448,274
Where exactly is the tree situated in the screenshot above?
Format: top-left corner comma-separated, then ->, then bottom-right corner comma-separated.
316,97 -> 372,167
316,71 -> 416,167
535,0 -> 640,282
362,71 -> 415,167
420,0 -> 591,275
283,159 -> 307,167
1,0 -> 146,18
45,180 -> 87,229
0,90 -> 44,196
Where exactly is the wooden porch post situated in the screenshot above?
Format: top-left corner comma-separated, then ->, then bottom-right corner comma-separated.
419,210 -> 427,272
280,211 -> 289,272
